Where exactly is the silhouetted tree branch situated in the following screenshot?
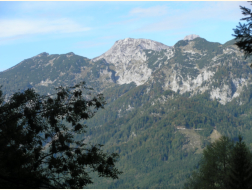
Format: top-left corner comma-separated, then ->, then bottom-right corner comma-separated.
0,81 -> 122,188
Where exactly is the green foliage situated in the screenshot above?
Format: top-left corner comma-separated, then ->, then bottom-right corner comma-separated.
228,136 -> 252,188
193,38 -> 222,53
233,2 -> 252,59
185,136 -> 233,188
102,82 -> 136,104
82,86 -> 247,188
185,135 -> 252,189
0,82 -> 122,188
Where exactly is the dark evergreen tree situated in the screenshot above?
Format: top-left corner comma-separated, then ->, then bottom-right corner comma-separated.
227,135 -> 252,189
233,2 -> 252,61
231,2 -> 252,187
185,135 -> 252,189
184,136 -> 234,188
0,81 -> 122,188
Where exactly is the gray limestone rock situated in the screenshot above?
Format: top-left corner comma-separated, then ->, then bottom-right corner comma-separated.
92,38 -> 171,64
92,38 -> 172,86
183,34 -> 200,41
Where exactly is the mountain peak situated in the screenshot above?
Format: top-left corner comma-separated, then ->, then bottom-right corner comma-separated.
183,34 -> 200,41
114,38 -> 170,51
35,52 -> 49,58
92,38 -> 172,86
66,52 -> 75,55
92,38 -> 171,63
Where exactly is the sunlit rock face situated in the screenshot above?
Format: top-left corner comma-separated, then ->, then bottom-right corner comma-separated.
183,34 -> 200,41
92,38 -> 172,85
161,69 -> 215,94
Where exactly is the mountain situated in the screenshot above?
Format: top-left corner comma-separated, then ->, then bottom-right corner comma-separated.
1,35 -> 252,188
92,38 -> 172,85
183,34 -> 200,41
0,52 -> 117,98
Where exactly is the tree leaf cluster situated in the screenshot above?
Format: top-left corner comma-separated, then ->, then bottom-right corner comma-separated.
0,81 -> 122,188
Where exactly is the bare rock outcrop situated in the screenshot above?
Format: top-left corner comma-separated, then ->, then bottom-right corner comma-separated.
183,34 -> 200,41
92,38 -> 172,85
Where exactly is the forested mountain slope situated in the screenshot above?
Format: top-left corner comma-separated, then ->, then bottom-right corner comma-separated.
1,35 -> 252,188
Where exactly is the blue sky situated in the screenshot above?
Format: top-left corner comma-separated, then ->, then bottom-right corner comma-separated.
0,1 -> 249,72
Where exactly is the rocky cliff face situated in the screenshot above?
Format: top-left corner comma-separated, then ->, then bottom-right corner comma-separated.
92,38 -> 172,85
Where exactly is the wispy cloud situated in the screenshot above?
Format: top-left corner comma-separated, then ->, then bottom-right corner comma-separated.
0,18 -> 91,39
129,5 -> 168,17
132,2 -> 248,33
183,1 -> 246,21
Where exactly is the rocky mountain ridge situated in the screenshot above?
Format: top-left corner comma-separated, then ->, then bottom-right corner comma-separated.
0,35 -> 251,105
93,35 -> 251,105
2,35 -> 252,188
145,37 -> 251,105
92,38 -> 172,85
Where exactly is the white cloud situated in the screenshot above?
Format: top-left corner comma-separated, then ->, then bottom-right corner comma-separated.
129,5 -> 168,17
0,18 -> 91,39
